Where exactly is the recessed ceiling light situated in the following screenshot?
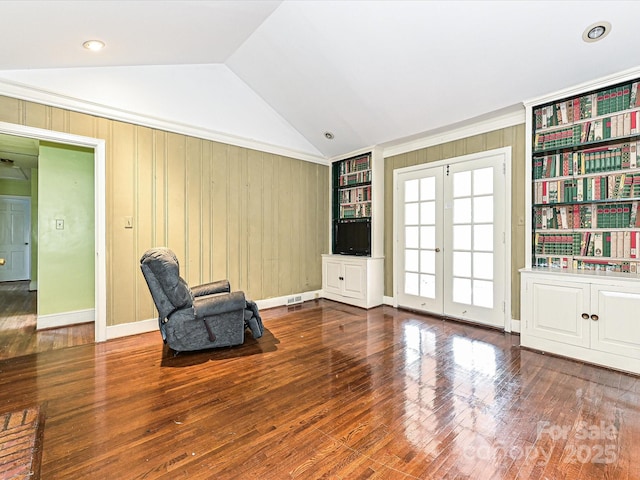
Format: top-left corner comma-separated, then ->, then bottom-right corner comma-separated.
324,132 -> 335,140
83,40 -> 105,51
582,21 -> 611,43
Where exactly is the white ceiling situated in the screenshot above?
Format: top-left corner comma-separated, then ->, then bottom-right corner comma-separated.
2,1 -> 640,161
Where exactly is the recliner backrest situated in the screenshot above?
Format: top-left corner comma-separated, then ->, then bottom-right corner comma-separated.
140,248 -> 193,320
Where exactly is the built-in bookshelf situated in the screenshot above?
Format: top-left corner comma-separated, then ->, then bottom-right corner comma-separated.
531,78 -> 640,273
324,150 -> 383,308
332,153 -> 372,256
335,154 -> 372,220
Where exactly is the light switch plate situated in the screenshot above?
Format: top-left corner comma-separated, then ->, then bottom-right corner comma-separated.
56,219 -> 64,230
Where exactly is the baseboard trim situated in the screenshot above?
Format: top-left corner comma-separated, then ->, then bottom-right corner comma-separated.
510,319 -> 521,334
256,290 -> 322,311
107,318 -> 158,340
105,290 -> 324,340
383,295 -> 394,306
29,280 -> 37,291
37,308 -> 94,330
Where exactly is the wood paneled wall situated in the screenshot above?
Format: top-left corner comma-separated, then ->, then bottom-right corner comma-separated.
0,95 -> 329,326
384,125 -> 526,319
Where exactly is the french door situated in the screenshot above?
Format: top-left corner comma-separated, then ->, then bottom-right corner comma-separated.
395,149 -> 508,329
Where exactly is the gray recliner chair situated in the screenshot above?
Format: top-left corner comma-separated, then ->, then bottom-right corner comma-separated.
140,247 -> 263,352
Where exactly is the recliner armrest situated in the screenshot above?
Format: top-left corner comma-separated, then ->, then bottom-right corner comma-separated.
193,290 -> 246,318
191,279 -> 231,297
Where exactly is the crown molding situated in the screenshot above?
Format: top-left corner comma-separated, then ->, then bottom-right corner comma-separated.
382,106 -> 525,158
523,66 -> 640,109
0,78 -> 329,166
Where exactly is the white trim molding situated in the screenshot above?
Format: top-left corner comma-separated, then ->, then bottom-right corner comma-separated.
0,78 -> 328,166
256,290 -> 322,311
510,319 -> 521,334
107,318 -> 158,340
382,106 -> 524,158
106,289 -> 323,340
37,308 -> 94,330
0,121 -> 107,343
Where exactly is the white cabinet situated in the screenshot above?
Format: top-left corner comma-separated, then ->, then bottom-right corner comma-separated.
322,254 -> 383,309
521,269 -> 640,374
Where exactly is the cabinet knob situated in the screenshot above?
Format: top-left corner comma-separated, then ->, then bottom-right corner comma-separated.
581,313 -> 589,319
435,248 -> 441,253
591,314 -> 599,321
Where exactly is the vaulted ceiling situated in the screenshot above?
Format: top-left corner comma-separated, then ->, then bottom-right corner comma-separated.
2,1 -> 640,161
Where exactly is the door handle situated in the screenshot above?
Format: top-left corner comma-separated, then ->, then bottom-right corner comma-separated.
435,248 -> 441,252
0,258 -> 5,265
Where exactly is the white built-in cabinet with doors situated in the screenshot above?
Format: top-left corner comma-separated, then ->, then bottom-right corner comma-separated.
322,255 -> 384,309
322,148 -> 384,308
521,69 -> 640,374
521,270 -> 640,374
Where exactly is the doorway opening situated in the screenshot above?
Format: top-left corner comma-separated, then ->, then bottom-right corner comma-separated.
0,121 -> 106,343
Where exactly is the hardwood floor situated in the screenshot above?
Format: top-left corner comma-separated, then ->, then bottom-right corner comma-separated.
0,299 -> 638,479
0,281 -> 94,360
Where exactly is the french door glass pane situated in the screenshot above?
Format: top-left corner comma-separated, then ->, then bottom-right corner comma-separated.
453,225 -> 471,250
420,177 -> 435,200
473,167 -> 493,195
405,179 -> 419,202
473,280 -> 493,308
453,251 -> 471,277
420,201 -> 435,224
405,203 -> 419,225
474,225 -> 493,251
420,274 -> 436,298
406,249 -> 419,271
405,272 -> 419,296
453,171 -> 471,197
474,196 -> 493,222
453,277 -> 471,304
453,198 -> 471,223
473,252 -> 493,280
420,226 -> 435,249
405,226 -> 419,248
420,250 -> 435,274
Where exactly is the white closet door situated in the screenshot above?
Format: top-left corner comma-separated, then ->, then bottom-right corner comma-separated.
395,150 -> 507,329
0,197 -> 30,282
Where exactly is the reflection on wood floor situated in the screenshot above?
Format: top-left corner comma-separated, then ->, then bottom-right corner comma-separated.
0,281 -> 94,360
0,298 -> 638,479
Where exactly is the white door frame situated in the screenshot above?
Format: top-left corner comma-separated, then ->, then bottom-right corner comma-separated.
393,146 -> 513,331
0,121 -> 107,342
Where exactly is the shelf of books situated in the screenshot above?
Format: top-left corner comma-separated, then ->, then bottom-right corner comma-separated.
335,153 -> 372,220
531,78 -> 640,274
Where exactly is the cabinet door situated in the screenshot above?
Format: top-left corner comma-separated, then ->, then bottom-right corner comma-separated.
591,285 -> 640,359
528,279 -> 591,348
324,259 -> 343,295
342,262 -> 365,300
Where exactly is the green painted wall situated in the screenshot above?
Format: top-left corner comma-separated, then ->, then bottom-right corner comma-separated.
38,142 -> 94,315
0,178 -> 30,196
30,170 -> 38,286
